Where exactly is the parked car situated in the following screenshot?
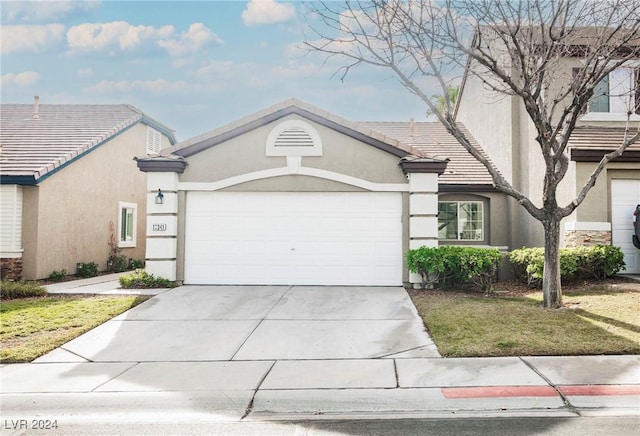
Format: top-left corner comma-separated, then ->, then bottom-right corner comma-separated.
634,205 -> 640,249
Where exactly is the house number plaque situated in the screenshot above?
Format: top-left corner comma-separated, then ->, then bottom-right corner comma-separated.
152,223 -> 167,232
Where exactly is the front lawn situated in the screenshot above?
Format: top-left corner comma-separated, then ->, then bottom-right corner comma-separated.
410,280 -> 640,357
1,295 -> 148,362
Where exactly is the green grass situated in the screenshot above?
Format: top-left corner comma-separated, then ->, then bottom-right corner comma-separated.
1,296 -> 148,362
409,282 -> 640,357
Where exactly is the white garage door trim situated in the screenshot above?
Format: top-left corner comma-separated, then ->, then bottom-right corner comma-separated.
184,191 -> 403,285
611,179 -> 640,274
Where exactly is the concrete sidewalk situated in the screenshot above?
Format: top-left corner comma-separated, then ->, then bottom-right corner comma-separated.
43,272 -> 169,296
1,279 -> 638,427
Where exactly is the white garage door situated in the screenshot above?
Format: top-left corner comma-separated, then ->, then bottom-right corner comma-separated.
611,179 -> 640,274
184,192 -> 403,285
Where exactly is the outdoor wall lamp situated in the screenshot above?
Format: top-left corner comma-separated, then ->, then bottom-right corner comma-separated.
155,189 -> 164,204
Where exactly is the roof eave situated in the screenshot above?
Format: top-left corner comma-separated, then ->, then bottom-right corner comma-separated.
570,149 -> 640,162
172,104 -> 412,159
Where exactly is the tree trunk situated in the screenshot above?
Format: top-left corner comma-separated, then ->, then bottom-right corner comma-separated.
542,219 -> 562,308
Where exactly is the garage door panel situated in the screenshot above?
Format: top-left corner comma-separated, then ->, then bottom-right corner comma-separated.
611,179 -> 640,274
184,192 -> 403,285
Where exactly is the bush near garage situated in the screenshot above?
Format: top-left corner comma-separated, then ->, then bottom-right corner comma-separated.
509,245 -> 625,287
0,281 -> 47,299
406,246 -> 503,292
119,269 -> 177,289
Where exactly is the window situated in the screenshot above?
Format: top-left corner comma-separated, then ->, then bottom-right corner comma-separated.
438,201 -> 484,241
118,202 -> 137,248
146,126 -> 162,155
588,67 -> 640,115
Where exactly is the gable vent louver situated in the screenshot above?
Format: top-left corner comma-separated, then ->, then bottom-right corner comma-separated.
274,127 -> 314,147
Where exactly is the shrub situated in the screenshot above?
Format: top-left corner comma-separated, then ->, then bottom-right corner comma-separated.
76,262 -> 99,278
48,269 -> 67,282
406,246 -> 502,292
509,245 -> 625,287
107,254 -> 128,273
128,258 -> 145,270
1,281 -> 47,299
119,269 -> 177,289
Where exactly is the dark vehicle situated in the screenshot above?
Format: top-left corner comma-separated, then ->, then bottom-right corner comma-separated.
634,205 -> 640,249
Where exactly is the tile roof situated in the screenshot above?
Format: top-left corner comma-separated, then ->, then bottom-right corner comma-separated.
1,103 -> 175,183
360,121 -> 495,186
568,126 -> 640,151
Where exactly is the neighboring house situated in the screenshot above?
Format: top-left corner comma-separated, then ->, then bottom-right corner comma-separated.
136,98 -> 511,286
455,31 -> 640,274
0,98 -> 176,280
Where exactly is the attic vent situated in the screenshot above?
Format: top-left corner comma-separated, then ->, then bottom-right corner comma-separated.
274,127 -> 314,147
266,119 -> 323,157
146,127 -> 162,155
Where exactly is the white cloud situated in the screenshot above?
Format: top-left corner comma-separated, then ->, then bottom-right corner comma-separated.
242,0 -> 295,26
1,71 -> 41,87
67,21 -> 174,52
157,23 -> 223,57
1,1 -> 98,24
1,24 -> 65,54
86,79 -> 190,95
77,68 -> 93,77
191,60 -> 234,77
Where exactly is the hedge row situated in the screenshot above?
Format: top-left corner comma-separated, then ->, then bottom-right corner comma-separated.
0,281 -> 47,299
406,246 -> 502,292
509,245 -> 625,287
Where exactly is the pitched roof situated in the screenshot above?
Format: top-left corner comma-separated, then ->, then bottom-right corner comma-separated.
361,121 -> 494,187
1,103 -> 176,184
569,126 -> 640,162
165,98 -> 427,159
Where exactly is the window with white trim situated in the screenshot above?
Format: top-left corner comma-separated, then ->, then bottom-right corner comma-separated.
146,126 -> 162,155
587,67 -> 640,115
438,201 -> 484,241
118,202 -> 137,248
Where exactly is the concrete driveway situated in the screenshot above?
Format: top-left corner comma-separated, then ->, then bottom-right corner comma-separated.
39,285 -> 440,363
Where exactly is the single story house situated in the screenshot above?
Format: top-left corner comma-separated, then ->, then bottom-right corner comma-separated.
136,98 -> 509,286
0,98 -> 176,280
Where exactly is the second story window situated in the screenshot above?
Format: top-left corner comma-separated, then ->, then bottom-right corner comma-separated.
588,67 -> 639,115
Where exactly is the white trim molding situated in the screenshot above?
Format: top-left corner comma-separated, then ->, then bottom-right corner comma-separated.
565,221 -> 612,232
179,165 -> 410,192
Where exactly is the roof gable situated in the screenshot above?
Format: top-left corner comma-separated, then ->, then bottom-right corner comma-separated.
167,98 -> 422,159
0,103 -> 176,185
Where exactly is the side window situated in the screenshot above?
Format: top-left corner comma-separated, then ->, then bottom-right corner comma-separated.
146,127 -> 162,155
438,201 -> 484,241
118,202 -> 137,248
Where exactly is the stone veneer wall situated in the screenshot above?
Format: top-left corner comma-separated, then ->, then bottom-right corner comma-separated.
565,230 -> 612,247
1,258 -> 23,281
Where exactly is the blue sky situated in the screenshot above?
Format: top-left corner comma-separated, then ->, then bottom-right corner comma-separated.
1,0 -> 431,140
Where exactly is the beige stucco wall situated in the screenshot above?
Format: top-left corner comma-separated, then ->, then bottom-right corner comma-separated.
574,163 -> 640,223
22,123 -> 173,280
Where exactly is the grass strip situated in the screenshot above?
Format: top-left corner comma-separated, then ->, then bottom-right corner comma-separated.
409,285 -> 640,357
1,295 -> 148,362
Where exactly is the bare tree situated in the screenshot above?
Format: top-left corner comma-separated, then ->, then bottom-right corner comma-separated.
303,0 -> 640,308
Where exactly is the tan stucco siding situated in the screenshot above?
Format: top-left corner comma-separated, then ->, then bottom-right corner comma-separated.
179,115 -> 408,185
179,126 -> 286,183
23,123 -> 158,279
574,163 -> 640,223
457,62 -> 515,184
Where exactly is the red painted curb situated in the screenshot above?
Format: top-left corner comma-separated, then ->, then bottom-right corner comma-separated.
559,385 -> 640,396
441,386 -> 558,399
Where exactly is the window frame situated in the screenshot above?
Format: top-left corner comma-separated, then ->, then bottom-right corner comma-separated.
437,200 -> 485,242
118,202 -> 137,248
584,66 -> 640,116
